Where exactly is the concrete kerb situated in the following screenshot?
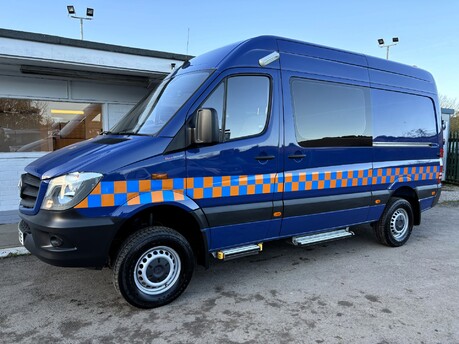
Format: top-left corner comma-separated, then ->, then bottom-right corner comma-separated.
0,222 -> 30,259
0,246 -> 30,259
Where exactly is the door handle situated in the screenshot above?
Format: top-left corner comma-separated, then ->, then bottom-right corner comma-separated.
255,155 -> 275,161
288,154 -> 306,159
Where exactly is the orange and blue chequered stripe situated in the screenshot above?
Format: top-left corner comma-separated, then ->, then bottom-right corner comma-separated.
75,165 -> 440,208
186,174 -> 276,199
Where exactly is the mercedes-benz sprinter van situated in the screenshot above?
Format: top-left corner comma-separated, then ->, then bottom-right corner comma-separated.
18,36 -> 443,308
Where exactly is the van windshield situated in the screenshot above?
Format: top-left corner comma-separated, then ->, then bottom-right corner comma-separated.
110,71 -> 210,136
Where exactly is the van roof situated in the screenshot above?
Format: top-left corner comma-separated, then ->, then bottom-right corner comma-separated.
190,35 -> 437,96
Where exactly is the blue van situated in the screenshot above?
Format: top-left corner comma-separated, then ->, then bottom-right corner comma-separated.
18,36 -> 443,308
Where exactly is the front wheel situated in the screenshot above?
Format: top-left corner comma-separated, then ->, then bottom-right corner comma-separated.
113,226 -> 194,309
375,197 -> 414,247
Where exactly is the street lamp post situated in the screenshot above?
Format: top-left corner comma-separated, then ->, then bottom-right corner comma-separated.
377,37 -> 399,60
67,5 -> 94,40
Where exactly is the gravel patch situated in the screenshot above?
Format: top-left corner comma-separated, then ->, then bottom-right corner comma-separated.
440,183 -> 459,203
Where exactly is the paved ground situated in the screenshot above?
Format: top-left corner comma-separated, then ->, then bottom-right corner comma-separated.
1,202 -> 458,343
0,222 -> 17,249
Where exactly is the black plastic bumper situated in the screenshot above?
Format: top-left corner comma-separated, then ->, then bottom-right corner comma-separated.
19,210 -> 122,268
432,184 -> 442,207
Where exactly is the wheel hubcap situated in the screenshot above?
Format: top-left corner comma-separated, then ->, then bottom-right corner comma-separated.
390,208 -> 409,240
134,246 -> 181,295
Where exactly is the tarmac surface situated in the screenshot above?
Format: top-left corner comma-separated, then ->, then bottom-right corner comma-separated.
1,200 -> 458,343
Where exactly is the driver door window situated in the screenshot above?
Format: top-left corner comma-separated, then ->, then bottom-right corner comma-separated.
201,75 -> 270,141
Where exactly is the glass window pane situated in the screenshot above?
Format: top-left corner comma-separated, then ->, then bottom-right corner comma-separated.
201,82 -> 225,138
0,99 -> 102,152
291,79 -> 371,147
372,90 -> 437,142
225,76 -> 270,140
112,71 -> 209,135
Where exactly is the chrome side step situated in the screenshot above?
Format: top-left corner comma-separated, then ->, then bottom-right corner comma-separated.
292,228 -> 354,246
215,243 -> 263,261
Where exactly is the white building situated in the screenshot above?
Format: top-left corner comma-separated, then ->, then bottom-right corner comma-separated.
0,29 -> 189,223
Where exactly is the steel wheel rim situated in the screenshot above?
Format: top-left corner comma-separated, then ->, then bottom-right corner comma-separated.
134,246 -> 181,295
390,208 -> 409,240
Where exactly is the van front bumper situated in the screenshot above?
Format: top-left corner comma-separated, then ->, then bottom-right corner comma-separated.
19,210 -> 122,268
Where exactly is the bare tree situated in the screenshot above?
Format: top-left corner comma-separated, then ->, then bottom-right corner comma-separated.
439,94 -> 459,132
0,99 -> 49,129
439,94 -> 459,112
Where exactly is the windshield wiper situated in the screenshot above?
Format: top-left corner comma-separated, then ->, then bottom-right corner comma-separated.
110,130 -> 152,136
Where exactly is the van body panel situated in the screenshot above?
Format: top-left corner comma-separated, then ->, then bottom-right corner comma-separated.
218,37 -> 280,70
366,55 -> 436,84
281,206 -> 371,237
25,135 -> 172,178
368,68 -> 437,95
279,67 -> 373,236
280,53 -> 370,85
210,218 -> 282,251
185,41 -> 243,70
185,67 -> 282,249
277,39 -> 368,67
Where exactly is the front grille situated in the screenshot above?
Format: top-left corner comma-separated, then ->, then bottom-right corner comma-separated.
20,173 -> 41,209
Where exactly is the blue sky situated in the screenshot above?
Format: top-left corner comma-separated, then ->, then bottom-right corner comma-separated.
1,0 -> 458,100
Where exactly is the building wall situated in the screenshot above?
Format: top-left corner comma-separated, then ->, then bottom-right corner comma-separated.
0,65 -> 150,221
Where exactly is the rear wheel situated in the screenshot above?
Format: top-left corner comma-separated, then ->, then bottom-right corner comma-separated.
375,197 -> 414,247
113,226 -> 194,309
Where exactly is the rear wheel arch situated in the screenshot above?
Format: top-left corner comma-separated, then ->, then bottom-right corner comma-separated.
391,186 -> 420,225
109,205 -> 209,268
375,197 -> 414,247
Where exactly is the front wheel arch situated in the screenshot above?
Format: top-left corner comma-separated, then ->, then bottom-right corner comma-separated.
109,205 -> 208,269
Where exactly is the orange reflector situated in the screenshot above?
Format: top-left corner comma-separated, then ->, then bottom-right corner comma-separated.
432,191 -> 436,196
151,173 -> 168,180
273,211 -> 282,217
375,199 -> 381,204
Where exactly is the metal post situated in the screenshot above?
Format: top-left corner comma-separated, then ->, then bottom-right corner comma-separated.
67,7 -> 93,41
378,38 -> 399,60
80,18 -> 84,40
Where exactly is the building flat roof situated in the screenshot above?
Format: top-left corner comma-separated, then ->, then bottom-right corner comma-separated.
0,28 -> 191,61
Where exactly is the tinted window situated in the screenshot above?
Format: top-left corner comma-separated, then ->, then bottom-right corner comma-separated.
201,75 -> 270,141
291,79 -> 371,147
372,90 -> 437,142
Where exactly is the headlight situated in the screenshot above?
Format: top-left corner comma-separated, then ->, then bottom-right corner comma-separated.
41,172 -> 102,210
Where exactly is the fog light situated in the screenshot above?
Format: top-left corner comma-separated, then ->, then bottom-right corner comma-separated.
50,235 -> 64,247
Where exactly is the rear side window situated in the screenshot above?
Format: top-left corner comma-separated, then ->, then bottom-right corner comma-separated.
291,79 -> 372,147
372,90 -> 437,143
201,75 -> 270,141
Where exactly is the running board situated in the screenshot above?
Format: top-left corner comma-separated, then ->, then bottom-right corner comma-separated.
215,243 -> 263,261
292,228 -> 354,246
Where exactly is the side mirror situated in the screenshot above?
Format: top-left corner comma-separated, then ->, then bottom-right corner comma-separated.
193,108 -> 219,144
